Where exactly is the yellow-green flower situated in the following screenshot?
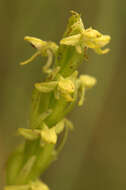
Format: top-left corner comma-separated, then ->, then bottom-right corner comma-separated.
20,36 -> 58,66
60,27 -> 111,54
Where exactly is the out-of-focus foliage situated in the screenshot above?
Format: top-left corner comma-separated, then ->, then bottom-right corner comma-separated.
0,0 -> 126,190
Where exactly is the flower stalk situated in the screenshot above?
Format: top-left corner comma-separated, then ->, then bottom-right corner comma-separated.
5,11 -> 110,190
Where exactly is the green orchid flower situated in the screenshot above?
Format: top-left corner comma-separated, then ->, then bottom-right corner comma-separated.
60,27 -> 111,54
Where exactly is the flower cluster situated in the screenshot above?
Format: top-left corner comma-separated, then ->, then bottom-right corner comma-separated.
5,11 -> 110,190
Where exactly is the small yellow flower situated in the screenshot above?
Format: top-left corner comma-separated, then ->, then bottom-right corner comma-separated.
20,36 -> 58,68
41,124 -> 57,144
57,77 -> 75,102
78,75 -> 97,106
58,77 -> 75,94
60,27 -> 111,55
83,28 -> 111,54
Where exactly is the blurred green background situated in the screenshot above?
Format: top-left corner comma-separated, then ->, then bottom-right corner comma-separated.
0,0 -> 126,189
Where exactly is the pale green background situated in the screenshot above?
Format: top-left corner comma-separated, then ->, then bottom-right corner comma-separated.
0,0 -> 126,189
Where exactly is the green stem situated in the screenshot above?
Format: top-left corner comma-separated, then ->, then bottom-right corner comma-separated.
14,143 -> 55,185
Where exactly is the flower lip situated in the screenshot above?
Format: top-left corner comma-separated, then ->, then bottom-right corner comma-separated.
83,29 -> 111,48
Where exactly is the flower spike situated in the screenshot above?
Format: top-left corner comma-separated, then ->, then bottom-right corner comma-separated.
5,11 -> 111,190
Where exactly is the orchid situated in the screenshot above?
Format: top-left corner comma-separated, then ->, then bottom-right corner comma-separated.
5,11 -> 110,190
